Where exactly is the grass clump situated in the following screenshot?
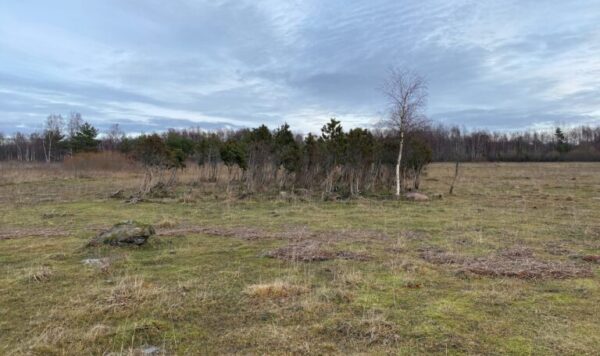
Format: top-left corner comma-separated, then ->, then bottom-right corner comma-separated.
244,280 -> 309,300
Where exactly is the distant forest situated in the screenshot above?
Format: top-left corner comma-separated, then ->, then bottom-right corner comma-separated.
1,113 -> 599,164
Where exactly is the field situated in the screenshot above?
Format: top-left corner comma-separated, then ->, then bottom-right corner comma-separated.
1,162 -> 599,355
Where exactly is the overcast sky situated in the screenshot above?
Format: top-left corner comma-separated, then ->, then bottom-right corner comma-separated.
1,0 -> 599,134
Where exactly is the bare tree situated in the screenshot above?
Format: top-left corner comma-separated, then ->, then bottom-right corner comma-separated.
67,112 -> 83,138
43,114 -> 64,163
381,68 -> 428,197
105,123 -> 124,151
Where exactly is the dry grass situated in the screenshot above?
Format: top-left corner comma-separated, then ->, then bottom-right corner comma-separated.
244,281 -> 309,299
104,276 -> 161,310
63,152 -> 136,172
23,265 -> 54,283
420,248 -> 592,279
0,227 -> 71,241
1,162 -> 599,354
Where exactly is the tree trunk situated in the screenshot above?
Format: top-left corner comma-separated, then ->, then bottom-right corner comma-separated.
449,161 -> 460,195
395,130 -> 404,197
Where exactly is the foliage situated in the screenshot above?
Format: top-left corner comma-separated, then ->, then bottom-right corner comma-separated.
555,127 -> 570,154
132,134 -> 174,168
164,130 -> 194,168
220,139 -> 247,171
69,122 -> 99,153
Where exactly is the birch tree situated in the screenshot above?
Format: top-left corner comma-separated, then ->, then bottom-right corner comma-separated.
43,114 -> 64,163
381,69 -> 428,197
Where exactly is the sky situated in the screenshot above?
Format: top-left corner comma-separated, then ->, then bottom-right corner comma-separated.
1,0 -> 599,135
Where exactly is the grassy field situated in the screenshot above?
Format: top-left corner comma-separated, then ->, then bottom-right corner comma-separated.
1,162 -> 599,355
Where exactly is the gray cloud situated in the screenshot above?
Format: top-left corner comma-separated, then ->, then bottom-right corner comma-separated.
0,0 -> 599,135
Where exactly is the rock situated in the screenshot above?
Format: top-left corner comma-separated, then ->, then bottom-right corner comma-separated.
141,346 -> 161,355
404,192 -> 429,201
81,258 -> 110,268
90,221 -> 155,246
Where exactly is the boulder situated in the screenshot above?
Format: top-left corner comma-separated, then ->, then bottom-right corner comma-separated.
90,221 -> 155,246
404,192 -> 429,201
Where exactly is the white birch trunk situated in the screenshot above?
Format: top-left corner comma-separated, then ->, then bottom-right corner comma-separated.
395,130 -> 404,197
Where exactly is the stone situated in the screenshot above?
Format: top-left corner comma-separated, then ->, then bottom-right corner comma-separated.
81,258 -> 110,268
141,346 -> 161,355
90,221 -> 155,246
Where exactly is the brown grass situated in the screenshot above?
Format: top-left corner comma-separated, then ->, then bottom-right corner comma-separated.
244,281 -> 309,299
63,152 -> 137,172
421,248 -> 592,279
104,276 -> 160,310
24,265 -> 54,283
0,227 -> 71,241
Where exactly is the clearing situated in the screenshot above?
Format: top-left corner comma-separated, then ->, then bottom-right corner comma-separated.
0,162 -> 599,354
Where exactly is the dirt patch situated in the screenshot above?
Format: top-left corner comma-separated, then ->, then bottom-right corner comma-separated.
0,227 -> 72,241
420,248 -> 592,279
264,240 -> 372,262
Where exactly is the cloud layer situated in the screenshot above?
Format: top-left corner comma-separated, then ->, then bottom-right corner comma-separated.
1,0 -> 599,134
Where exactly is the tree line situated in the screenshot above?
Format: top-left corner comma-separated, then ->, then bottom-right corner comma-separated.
1,69 -> 599,198
1,114 -> 599,192
1,115 -> 599,164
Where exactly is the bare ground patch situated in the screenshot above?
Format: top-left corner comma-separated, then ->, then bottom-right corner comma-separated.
0,227 -> 72,241
420,247 -> 592,279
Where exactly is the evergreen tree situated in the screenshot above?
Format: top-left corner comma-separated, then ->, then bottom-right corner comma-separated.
555,127 -> 570,154
70,122 -> 99,153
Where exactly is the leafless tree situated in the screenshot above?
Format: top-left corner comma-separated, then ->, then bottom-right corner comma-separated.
67,112 -> 83,138
381,68 -> 428,196
105,123 -> 124,151
43,114 -> 64,163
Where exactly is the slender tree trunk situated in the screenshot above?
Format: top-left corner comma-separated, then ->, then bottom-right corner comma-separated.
42,137 -> 49,163
395,130 -> 404,197
449,161 -> 460,195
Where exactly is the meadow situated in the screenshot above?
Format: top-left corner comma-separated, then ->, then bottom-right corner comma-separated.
1,162 -> 599,355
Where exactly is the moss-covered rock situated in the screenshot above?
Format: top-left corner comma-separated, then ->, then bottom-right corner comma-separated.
90,220 -> 155,246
